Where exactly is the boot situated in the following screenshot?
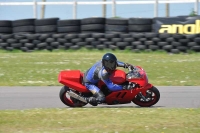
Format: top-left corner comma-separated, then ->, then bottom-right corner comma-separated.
93,91 -> 105,104
85,91 -> 105,106
85,97 -> 98,106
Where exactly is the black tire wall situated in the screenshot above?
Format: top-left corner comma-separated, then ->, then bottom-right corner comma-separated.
0,17 -> 200,53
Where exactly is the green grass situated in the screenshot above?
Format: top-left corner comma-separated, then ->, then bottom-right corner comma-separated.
0,49 -> 199,86
0,108 -> 200,133
0,49 -> 200,133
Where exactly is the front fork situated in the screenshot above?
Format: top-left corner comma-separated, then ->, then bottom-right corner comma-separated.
138,92 -> 148,101
136,83 -> 153,101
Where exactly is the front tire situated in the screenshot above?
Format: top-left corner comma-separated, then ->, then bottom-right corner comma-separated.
59,86 -> 88,107
132,86 -> 160,107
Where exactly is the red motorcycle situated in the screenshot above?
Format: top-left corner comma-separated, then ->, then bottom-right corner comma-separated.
58,65 -> 160,107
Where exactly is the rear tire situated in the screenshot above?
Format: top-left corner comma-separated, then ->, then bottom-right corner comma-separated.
132,86 -> 160,107
59,86 -> 87,107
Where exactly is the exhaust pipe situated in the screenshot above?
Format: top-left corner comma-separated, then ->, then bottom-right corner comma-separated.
67,91 -> 87,103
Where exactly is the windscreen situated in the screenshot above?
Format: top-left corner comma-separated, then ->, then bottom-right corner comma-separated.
126,67 -> 144,79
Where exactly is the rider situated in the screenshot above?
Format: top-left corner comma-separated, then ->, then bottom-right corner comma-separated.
83,53 -> 134,105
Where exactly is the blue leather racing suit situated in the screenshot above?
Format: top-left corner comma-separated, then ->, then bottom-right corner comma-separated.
83,60 -> 126,94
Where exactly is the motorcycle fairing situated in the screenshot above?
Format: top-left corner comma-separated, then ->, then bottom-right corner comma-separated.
126,66 -> 149,88
105,90 -> 136,104
58,70 -> 90,93
109,69 -> 126,84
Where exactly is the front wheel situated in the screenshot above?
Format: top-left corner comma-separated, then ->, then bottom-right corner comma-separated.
132,86 -> 160,107
59,86 -> 88,107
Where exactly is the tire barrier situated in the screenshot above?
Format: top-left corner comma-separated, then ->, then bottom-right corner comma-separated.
105,18 -> 128,33
0,20 -> 12,34
81,17 -> 105,33
0,17 -> 200,53
12,19 -> 35,34
0,32 -> 199,53
35,18 -> 59,33
57,19 -> 81,33
129,18 -> 152,33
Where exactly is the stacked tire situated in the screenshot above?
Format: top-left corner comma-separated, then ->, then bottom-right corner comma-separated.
0,34 -> 13,51
115,33 -> 132,50
81,17 -> 105,33
34,18 -> 59,34
77,33 -> 92,49
22,33 -> 40,51
90,33 -> 106,50
170,34 -> 186,53
0,17 -> 200,53
0,20 -> 12,34
0,20 -> 12,50
128,18 -> 152,33
34,18 -> 59,51
71,33 -> 106,50
57,19 -> 81,34
105,18 -> 128,34
104,18 -> 129,50
131,32 -> 159,52
11,19 -> 35,51
12,19 -> 35,34
65,33 -> 81,50
186,34 -> 200,52
104,33 -> 119,50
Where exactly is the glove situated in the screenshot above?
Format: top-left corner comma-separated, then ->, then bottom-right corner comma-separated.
124,63 -> 134,69
123,82 -> 135,90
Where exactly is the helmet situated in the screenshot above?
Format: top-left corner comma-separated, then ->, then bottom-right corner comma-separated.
102,53 -> 117,72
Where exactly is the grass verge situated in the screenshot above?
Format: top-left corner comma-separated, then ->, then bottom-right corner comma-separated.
0,49 -> 199,86
0,49 -> 200,133
0,108 -> 200,133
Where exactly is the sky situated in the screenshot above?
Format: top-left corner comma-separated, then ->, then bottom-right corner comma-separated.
0,0 -> 199,20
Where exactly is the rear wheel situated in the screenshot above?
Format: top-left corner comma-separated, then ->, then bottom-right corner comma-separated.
132,86 -> 160,107
59,86 -> 88,107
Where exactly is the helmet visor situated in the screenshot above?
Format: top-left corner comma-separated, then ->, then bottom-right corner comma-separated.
103,60 -> 117,71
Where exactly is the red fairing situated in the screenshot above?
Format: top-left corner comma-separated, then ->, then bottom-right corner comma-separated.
109,69 -> 126,84
58,70 -> 90,93
105,90 -> 137,104
127,66 -> 149,88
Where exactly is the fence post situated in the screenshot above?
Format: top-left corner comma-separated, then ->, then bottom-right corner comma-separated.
195,0 -> 199,15
33,0 -> 37,19
73,0 -> 77,19
112,0 -> 116,17
154,0 -> 158,17
102,0 -> 106,18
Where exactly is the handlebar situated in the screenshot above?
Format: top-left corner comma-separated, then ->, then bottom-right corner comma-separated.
128,66 -> 135,72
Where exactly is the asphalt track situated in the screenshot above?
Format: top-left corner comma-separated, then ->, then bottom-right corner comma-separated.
0,86 -> 200,110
